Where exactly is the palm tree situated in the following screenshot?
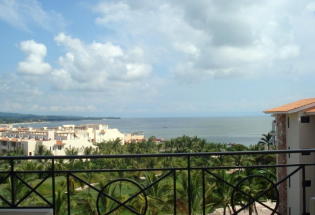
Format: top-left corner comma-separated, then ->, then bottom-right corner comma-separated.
55,181 -> 67,215
65,147 -> 79,156
35,143 -> 51,156
83,146 -> 95,155
258,132 -> 273,150
176,171 -> 208,214
209,170 -> 236,214
142,172 -> 173,214
74,188 -> 98,215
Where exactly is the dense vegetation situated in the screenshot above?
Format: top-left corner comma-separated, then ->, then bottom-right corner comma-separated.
0,135 -> 276,214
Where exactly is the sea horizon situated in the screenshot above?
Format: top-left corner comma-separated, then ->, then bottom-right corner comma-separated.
14,116 -> 273,146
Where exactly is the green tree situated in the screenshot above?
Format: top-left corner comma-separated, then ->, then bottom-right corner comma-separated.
258,132 -> 274,150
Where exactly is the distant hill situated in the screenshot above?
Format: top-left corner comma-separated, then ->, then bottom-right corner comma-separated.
0,112 -> 119,124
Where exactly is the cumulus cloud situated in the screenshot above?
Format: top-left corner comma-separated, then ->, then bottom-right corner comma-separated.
0,0 -> 65,32
18,40 -> 52,75
174,42 -> 200,58
94,0 -> 301,81
18,33 -> 152,91
51,33 -> 152,90
11,1 -> 315,115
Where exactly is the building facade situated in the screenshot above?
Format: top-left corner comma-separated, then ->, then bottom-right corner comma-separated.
0,124 -> 145,156
265,98 -> 315,214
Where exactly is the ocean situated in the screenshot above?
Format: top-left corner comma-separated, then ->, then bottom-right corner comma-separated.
15,116 -> 273,146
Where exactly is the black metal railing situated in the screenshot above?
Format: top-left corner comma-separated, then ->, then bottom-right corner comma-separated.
0,149 -> 314,214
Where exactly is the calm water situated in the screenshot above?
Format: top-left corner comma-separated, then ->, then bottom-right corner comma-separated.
16,116 -> 273,146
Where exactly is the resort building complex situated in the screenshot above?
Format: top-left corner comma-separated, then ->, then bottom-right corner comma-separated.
265,98 -> 315,215
0,124 -> 145,156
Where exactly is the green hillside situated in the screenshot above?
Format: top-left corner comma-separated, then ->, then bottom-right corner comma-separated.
0,112 -> 119,124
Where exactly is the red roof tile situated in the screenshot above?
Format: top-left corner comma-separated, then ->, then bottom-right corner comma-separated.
264,98 -> 315,114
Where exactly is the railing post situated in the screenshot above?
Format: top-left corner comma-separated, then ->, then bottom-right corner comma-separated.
302,165 -> 307,215
202,169 -> 205,215
173,169 -> 176,215
67,173 -> 71,215
10,160 -> 15,207
187,155 -> 191,215
52,158 -> 56,215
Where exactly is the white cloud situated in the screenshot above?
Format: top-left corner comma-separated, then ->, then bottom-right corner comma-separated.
17,32 -> 155,94
306,2 -> 315,12
18,40 -> 52,75
278,45 -> 300,59
94,0 -> 301,81
9,1 -> 315,116
174,42 -> 200,58
32,104 -> 97,113
125,64 -> 151,80
95,2 -> 130,24
0,0 -> 65,32
51,33 -> 152,90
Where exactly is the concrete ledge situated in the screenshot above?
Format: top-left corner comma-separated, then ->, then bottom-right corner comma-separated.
0,209 -> 53,215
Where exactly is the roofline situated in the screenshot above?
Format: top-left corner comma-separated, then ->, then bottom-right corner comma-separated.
287,102 -> 315,114
264,102 -> 315,114
264,111 -> 287,114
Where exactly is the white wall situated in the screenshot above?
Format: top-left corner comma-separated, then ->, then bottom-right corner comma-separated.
97,128 -> 125,144
286,113 -> 302,215
0,124 -> 128,156
23,140 -> 36,156
299,115 -> 315,213
286,113 -> 315,214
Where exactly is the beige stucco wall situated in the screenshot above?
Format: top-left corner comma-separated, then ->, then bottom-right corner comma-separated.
23,140 -> 36,156
286,113 -> 302,215
286,113 -> 315,214
95,128 -> 125,144
299,115 -> 315,213
0,124 -> 131,156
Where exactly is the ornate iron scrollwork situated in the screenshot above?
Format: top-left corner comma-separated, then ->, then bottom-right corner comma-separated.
231,175 -> 279,215
96,178 -> 148,215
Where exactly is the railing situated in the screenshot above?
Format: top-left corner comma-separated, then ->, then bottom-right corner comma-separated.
0,149 -> 314,215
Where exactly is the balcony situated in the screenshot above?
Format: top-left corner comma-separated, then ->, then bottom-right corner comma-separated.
0,149 -> 314,215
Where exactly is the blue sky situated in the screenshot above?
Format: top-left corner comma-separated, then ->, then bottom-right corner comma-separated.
1,0 -> 315,117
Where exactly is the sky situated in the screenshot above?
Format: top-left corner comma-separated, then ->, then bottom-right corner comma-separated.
0,0 -> 315,117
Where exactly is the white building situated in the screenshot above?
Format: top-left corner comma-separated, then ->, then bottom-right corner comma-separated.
265,98 -> 315,215
0,124 -> 144,156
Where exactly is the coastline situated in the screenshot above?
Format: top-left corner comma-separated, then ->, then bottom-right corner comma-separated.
12,121 -> 49,126
6,116 -> 271,146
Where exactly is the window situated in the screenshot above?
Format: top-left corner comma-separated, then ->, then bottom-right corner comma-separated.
288,177 -> 291,188
29,152 -> 32,156
287,116 -> 290,128
301,116 -> 310,123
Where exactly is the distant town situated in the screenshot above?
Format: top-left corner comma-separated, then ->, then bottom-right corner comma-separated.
0,123 -> 144,156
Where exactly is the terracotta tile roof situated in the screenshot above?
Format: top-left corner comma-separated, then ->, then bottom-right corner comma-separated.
305,107 -> 315,113
55,140 -> 64,145
264,98 -> 315,114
